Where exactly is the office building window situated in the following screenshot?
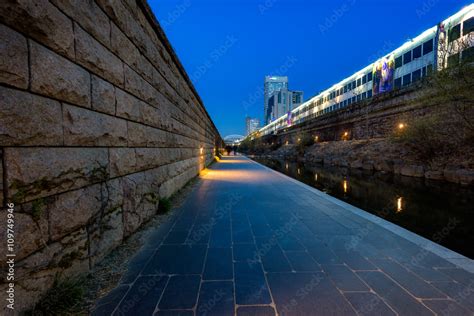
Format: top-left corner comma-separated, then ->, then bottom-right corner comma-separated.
395,56 -> 403,68
357,78 -> 361,87
367,72 -> 373,81
351,96 -> 356,103
413,45 -> 422,59
447,53 -> 460,67
362,75 -> 367,84
357,94 -> 361,101
403,51 -> 412,64
367,90 -> 372,98
463,17 -> 474,35
394,77 -> 402,89
449,24 -> 461,42
423,39 -> 433,55
412,69 -> 421,82
352,81 -> 356,89
402,73 -> 411,86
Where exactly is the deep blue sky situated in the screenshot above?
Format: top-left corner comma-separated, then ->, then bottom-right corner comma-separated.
150,0 -> 469,136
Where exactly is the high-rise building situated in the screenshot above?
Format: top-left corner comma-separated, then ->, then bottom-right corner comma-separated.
245,117 -> 260,136
267,89 -> 304,122
264,76 -> 288,124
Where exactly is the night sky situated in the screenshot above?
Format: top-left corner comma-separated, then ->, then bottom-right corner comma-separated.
150,0 -> 469,137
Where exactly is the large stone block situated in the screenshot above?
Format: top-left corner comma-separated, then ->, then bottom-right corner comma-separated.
0,87 -> 63,146
0,208 -> 48,264
116,87 -> 145,122
110,22 -> 140,72
5,147 -> 109,203
0,0 -> 74,59
121,172 -> 158,237
75,24 -> 124,87
88,207 -> 123,266
109,148 -> 137,178
63,104 -> 128,146
124,64 -> 157,105
127,121 -> 148,147
30,41 -> 91,107
49,184 -> 102,241
92,74 -> 116,115
0,24 -> 28,89
49,0 -> 111,47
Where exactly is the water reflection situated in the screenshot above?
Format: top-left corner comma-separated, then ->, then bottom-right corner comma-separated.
254,157 -> 474,258
397,197 -> 403,213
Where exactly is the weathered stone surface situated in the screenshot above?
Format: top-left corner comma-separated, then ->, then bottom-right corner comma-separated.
124,64 -> 157,105
0,87 -> 63,146
92,74 -> 116,115
444,168 -> 474,185
116,87 -> 145,122
5,147 -> 108,203
63,104 -> 128,146
49,184 -> 102,241
127,121 -> 148,147
109,148 -> 137,178
0,24 -> 28,88
400,165 -> 425,178
0,207 -> 48,264
89,207 -> 123,266
75,24 -> 124,87
0,0 -> 74,59
110,22 -> 140,71
50,0 -> 111,47
122,172 -> 158,237
30,41 -> 91,107
0,150 -> 3,206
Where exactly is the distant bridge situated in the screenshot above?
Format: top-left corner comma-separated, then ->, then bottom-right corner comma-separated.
223,134 -> 245,145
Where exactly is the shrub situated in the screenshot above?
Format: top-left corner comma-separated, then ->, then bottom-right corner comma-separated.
27,277 -> 85,315
158,198 -> 172,214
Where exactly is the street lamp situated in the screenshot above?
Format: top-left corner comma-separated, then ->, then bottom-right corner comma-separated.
398,123 -> 406,130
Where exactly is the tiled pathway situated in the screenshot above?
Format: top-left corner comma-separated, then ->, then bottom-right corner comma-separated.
93,156 -> 474,315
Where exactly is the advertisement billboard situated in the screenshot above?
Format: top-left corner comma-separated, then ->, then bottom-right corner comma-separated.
372,54 -> 395,95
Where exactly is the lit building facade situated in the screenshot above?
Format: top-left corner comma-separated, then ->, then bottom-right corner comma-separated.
264,76 -> 288,124
245,117 -> 260,136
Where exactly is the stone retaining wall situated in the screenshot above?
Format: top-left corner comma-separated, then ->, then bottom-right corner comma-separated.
0,0 -> 221,311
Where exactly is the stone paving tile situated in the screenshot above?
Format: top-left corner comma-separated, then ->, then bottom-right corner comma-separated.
94,156 -> 474,315
234,261 -> 272,305
92,284 -> 129,316
143,244 -> 207,275
115,275 -> 168,315
357,271 -> 434,315
436,267 -> 474,285
430,281 -> 474,311
155,310 -> 194,316
333,249 -> 377,270
158,275 -> 201,310
422,299 -> 472,315
266,272 -> 356,315
286,251 -> 321,272
203,248 -> 233,280
343,292 -> 396,316
371,258 -> 446,298
196,281 -> 234,316
236,306 -> 276,315
233,243 -> 260,262
322,264 -> 370,291
163,230 -> 189,244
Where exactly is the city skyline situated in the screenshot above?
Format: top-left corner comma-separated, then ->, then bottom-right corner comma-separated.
151,0 -> 469,136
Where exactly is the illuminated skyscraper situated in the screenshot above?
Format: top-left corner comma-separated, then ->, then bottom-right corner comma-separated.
264,76 -> 288,124
245,117 -> 260,136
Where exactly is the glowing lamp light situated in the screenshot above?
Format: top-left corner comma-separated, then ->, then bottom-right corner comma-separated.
297,168 -> 301,175
344,132 -> 349,137
397,197 -> 403,212
297,138 -> 301,143
343,180 -> 348,193
286,163 -> 289,169
398,123 -> 406,130
286,141 -> 289,145
315,173 -> 318,181
315,135 -> 319,142
200,147 -> 204,155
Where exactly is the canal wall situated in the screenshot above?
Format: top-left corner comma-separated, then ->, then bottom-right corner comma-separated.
0,0 -> 221,311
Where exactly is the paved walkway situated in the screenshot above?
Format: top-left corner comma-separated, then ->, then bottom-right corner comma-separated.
93,156 -> 474,315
